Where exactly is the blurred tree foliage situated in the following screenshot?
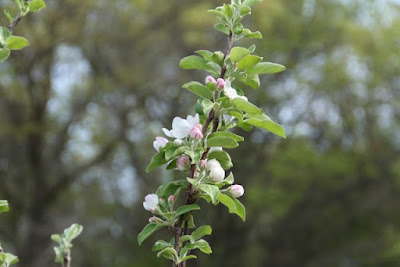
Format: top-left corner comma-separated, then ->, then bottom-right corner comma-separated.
0,0 -> 399,266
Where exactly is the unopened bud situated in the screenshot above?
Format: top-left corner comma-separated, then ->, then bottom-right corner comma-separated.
199,159 -> 207,169
205,75 -> 217,84
168,195 -> 175,202
190,124 -> 203,140
174,139 -> 184,146
177,155 -> 190,171
229,184 -> 245,198
207,159 -> 225,183
217,78 -> 225,89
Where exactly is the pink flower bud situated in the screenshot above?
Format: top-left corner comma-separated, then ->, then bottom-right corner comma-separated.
168,195 -> 175,202
143,194 -> 159,212
199,159 -> 207,169
205,75 -> 217,84
153,137 -> 168,152
229,184 -> 245,198
190,124 -> 203,140
149,216 -> 157,223
177,155 -> 190,171
217,78 -> 225,89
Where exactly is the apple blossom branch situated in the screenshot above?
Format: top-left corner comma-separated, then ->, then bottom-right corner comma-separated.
173,31 -> 234,267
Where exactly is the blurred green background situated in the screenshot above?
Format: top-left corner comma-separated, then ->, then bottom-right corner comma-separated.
1,0 -> 400,266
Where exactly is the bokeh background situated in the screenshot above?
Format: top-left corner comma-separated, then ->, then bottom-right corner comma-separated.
1,0 -> 400,266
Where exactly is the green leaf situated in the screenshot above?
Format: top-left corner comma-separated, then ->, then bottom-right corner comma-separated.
230,47 -> 251,62
179,235 -> 195,244
207,137 -> 239,149
152,240 -> 172,252
165,146 -> 185,161
208,150 -> 233,170
195,50 -> 213,61
231,197 -> 246,221
183,81 -> 213,99
5,36 -> 29,50
244,113 -> 286,138
243,0 -> 263,7
214,23 -> 229,35
28,0 -> 46,12
156,180 -> 187,198
50,234 -> 62,244
193,239 -> 212,254
237,122 -> 253,131
208,132 -> 244,142
0,253 -> 19,266
199,184 -> 220,204
0,27 -> 11,46
232,98 -> 262,114
244,31 -> 263,39
179,255 -> 197,263
138,223 -> 165,245
227,110 -> 243,122
3,10 -> 14,22
237,74 -> 260,89
233,23 -> 244,35
175,204 -> 200,217
240,6 -> 252,16
64,223 -> 83,242
247,62 -> 286,75
179,56 -> 212,71
146,151 -> 167,172
0,200 -> 9,213
218,193 -> 237,213
191,225 -> 212,240
237,55 -> 262,70
157,247 -> 177,260
223,172 -> 234,185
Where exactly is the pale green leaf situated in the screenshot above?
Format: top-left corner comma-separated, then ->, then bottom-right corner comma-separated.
247,62 -> 286,75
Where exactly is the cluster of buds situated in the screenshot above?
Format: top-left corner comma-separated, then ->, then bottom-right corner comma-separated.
205,75 -> 225,90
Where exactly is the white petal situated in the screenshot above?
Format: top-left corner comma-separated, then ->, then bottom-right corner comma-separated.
171,117 -> 191,138
162,128 -> 173,138
153,140 -> 160,152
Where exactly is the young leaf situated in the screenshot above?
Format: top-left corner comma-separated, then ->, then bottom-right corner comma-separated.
207,137 -> 239,149
191,225 -> 212,240
179,56 -> 211,71
157,247 -> 177,260
64,223 -> 83,242
28,0 -> 46,12
138,223 -> 165,245
0,27 -> 11,46
156,180 -> 187,198
193,239 -> 212,254
179,255 -> 197,263
152,240 -> 172,252
231,197 -> 246,221
247,62 -> 286,75
244,113 -> 286,138
199,184 -> 220,204
146,151 -> 167,172
208,150 -> 233,170
217,193 -> 237,214
175,204 -> 201,217
5,36 -> 29,50
244,31 -> 263,39
243,0 -> 263,7
237,55 -> 262,70
237,74 -> 260,89
230,47 -> 251,62
208,132 -> 244,142
232,98 -> 262,114
183,81 -> 213,99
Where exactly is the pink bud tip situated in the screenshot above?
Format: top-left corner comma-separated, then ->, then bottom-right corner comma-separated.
205,75 -> 217,84
217,78 -> 225,89
168,195 -> 175,202
177,155 -> 190,171
190,124 -> 203,140
199,159 -> 207,169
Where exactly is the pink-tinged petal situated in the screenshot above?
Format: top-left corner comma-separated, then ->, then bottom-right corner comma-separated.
205,75 -> 217,84
229,185 -> 245,198
217,78 -> 225,89
171,117 -> 191,138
